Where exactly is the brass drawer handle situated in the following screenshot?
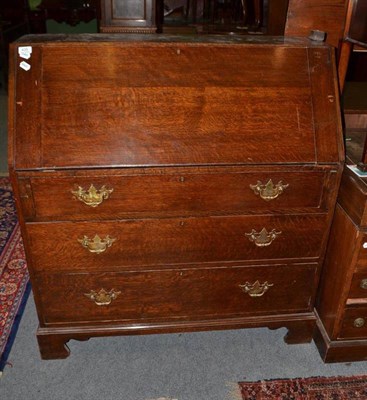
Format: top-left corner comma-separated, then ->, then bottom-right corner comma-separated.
250,179 -> 289,201
245,228 -> 281,247
84,288 -> 121,306
71,184 -> 113,207
360,279 -> 367,290
239,280 -> 274,297
353,318 -> 366,328
78,234 -> 116,254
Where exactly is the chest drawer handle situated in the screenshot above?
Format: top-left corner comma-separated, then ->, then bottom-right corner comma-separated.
250,180 -> 289,201
78,234 -> 116,254
353,318 -> 366,328
239,281 -> 274,297
84,288 -> 121,306
360,279 -> 367,290
245,228 -> 281,247
71,184 -> 113,207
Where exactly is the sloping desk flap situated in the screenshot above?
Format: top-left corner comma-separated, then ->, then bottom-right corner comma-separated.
9,35 -> 343,170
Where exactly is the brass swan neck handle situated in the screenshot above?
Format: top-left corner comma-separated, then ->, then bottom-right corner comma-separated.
250,179 -> 289,201
239,281 -> 274,297
78,234 -> 116,254
84,288 -> 121,306
72,184 -> 113,207
245,228 -> 281,247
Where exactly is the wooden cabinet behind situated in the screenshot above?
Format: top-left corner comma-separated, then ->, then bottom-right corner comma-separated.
315,167 -> 367,362
8,34 -> 344,360
284,0 -> 347,48
100,0 -> 157,33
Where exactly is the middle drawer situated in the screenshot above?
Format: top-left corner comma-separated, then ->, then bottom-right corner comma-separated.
26,214 -> 327,272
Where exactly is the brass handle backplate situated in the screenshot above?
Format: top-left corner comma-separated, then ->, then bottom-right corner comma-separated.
72,184 -> 113,207
84,288 -> 121,306
245,228 -> 281,247
353,318 -> 366,328
78,234 -> 116,254
250,179 -> 289,201
239,280 -> 274,297
360,279 -> 367,290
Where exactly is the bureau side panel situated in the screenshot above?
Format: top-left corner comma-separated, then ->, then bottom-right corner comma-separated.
8,43 -> 42,170
307,47 -> 344,164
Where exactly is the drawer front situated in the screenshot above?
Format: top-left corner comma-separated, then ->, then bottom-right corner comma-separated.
35,263 -> 317,325
19,168 -> 330,221
26,214 -> 327,272
348,272 -> 367,298
339,306 -> 367,339
355,233 -> 367,272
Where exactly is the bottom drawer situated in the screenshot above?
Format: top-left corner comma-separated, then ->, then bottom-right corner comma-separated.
339,307 -> 367,339
35,263 -> 317,325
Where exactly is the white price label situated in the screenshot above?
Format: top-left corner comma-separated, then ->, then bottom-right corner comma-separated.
19,61 -> 31,71
18,46 -> 32,60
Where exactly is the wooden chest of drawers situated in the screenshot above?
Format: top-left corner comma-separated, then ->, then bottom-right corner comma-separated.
8,34 -> 344,359
315,166 -> 367,362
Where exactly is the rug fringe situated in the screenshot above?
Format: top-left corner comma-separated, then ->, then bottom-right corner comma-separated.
225,381 -> 243,400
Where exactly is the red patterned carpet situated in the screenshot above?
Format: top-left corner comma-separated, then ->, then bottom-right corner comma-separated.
239,375 -> 367,399
0,178 -> 30,372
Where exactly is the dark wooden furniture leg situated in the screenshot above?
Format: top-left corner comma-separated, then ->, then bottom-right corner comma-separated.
267,0 -> 289,35
253,0 -> 262,29
283,320 -> 315,344
268,317 -> 316,344
37,333 -> 71,360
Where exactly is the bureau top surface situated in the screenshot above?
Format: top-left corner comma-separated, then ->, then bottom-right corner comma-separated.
9,34 -> 343,170
13,33 -> 330,46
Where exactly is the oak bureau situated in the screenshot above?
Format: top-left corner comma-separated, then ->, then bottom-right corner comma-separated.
8,34 -> 344,359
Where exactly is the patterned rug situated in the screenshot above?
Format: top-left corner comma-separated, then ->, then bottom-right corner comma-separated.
238,375 -> 367,399
0,177 -> 30,373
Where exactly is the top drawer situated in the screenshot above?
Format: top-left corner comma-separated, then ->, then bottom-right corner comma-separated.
17,166 -> 337,221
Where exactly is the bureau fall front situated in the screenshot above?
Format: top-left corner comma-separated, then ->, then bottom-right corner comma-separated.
8,34 -> 344,359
